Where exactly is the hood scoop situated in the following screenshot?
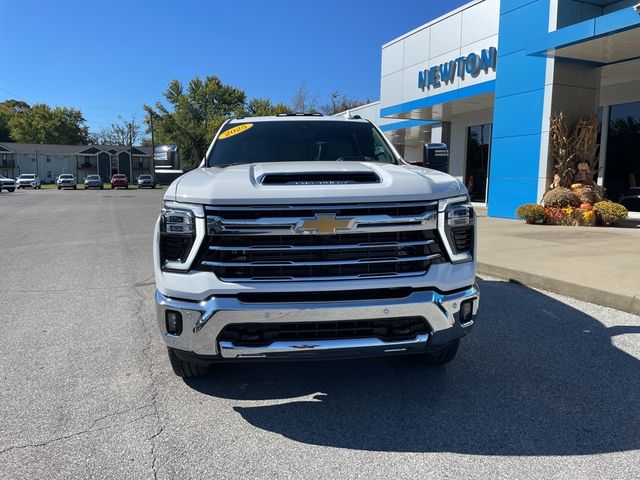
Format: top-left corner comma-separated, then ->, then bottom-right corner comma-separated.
260,171 -> 381,185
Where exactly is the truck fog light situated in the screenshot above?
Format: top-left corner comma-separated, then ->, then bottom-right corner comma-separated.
460,300 -> 473,324
165,310 -> 183,335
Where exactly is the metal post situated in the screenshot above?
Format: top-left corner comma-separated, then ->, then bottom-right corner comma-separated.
150,112 -> 155,177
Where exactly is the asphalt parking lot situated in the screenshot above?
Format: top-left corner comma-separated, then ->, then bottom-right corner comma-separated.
1,188 -> 639,480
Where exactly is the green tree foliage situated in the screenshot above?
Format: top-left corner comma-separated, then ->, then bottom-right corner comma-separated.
0,109 -> 11,142
8,103 -> 89,144
244,98 -> 291,117
145,76 -> 246,169
0,100 -> 31,142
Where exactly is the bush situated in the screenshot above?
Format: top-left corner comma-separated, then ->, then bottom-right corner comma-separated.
515,204 -> 545,224
594,201 -> 628,225
542,187 -> 574,207
545,206 -> 577,226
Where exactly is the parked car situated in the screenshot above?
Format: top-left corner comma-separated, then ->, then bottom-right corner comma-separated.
618,187 -> 640,212
84,175 -> 103,189
0,175 -> 16,192
110,174 -> 129,189
56,174 -> 77,190
137,174 -> 156,189
16,174 -> 41,189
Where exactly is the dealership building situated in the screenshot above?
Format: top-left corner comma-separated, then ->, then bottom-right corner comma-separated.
350,0 -> 640,217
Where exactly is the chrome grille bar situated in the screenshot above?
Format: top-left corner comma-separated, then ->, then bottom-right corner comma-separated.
207,212 -> 437,235
202,253 -> 441,268
208,239 -> 434,252
219,271 -> 428,283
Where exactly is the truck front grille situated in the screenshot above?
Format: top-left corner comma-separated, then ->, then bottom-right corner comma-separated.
194,202 -> 443,282
218,316 -> 429,346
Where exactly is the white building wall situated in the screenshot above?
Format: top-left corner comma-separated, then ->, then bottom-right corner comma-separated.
15,152 -> 76,181
380,0 -> 499,114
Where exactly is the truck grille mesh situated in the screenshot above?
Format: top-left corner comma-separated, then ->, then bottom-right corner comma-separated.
218,316 -> 429,346
195,202 -> 443,282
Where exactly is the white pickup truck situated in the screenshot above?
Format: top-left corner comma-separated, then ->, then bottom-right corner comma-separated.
154,114 -> 479,377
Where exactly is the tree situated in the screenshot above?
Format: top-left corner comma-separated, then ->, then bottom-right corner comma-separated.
291,80 -> 319,113
244,98 -> 291,117
92,116 -> 141,145
320,91 -> 371,116
8,103 -> 89,144
144,75 -> 246,169
0,100 -> 31,142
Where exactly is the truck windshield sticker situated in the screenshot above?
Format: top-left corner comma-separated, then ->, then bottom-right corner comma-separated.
219,123 -> 253,139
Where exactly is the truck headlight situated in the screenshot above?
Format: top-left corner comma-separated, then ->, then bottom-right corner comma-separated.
438,196 -> 475,264
159,202 -> 205,271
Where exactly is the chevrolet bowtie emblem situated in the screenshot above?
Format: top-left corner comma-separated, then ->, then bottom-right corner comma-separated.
294,214 -> 353,235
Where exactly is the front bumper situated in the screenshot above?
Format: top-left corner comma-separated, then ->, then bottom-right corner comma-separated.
155,284 -> 479,361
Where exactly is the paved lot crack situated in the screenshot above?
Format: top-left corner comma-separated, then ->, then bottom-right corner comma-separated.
0,411 -> 157,456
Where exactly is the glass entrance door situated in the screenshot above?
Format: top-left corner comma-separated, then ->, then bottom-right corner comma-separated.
605,101 -> 640,212
465,123 -> 492,203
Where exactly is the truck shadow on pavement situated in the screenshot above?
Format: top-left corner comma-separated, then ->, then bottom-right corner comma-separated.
186,278 -> 640,456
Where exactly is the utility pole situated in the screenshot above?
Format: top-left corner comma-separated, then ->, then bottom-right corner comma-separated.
150,112 -> 155,177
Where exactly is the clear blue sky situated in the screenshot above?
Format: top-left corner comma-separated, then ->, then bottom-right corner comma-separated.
2,0 -> 468,133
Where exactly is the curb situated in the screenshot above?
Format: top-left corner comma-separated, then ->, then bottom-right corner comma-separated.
477,262 -> 640,316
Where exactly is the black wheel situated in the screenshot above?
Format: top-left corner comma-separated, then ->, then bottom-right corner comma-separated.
8,188 -> 14,192
73,185 -> 77,190
412,339 -> 459,366
100,185 -> 104,190
57,186 -> 61,190
167,348 -> 210,378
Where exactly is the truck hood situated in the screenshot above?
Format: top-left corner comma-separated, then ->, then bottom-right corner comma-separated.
166,161 -> 463,205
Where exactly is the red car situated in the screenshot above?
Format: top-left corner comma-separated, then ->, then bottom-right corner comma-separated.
110,174 -> 129,189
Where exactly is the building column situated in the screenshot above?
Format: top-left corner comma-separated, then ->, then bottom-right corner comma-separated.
487,0 -> 551,218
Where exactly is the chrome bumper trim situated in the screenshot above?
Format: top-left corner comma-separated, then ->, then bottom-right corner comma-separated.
219,334 -> 430,359
155,284 -> 479,357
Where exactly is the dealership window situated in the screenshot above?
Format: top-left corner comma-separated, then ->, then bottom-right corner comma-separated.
465,124 -> 492,203
605,101 -> 640,212
2,170 -> 7,177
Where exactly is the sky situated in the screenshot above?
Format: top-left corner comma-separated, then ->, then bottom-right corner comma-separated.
1,0 -> 468,133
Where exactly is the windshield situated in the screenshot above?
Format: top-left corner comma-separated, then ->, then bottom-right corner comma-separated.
87,175 -> 100,180
139,175 -> 151,179
60,175 -> 73,179
20,175 -> 35,179
113,175 -> 125,179
207,120 -> 397,167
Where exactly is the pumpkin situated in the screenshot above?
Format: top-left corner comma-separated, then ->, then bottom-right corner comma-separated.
580,203 -> 593,211
570,183 -> 584,190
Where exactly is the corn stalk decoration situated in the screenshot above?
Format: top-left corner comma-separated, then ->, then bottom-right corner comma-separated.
549,112 -> 599,188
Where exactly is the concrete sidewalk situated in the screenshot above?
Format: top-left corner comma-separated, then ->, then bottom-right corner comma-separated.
475,208 -> 640,315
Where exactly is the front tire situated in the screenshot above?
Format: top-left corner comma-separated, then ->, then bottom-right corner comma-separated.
167,348 -> 209,378
8,188 -> 14,192
412,339 -> 459,366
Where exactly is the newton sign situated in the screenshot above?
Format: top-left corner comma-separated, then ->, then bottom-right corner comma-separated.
418,47 -> 497,91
